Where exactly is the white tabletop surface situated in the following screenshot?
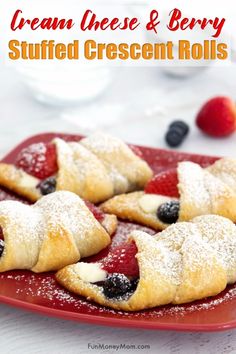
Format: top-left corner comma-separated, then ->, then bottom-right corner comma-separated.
1,58 -> 236,353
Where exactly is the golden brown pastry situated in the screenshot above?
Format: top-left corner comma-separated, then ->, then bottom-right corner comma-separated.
80,133 -> 153,195
56,215 -> 236,311
101,158 -> 236,230
178,160 -> 236,222
0,133 -> 153,203
0,163 -> 41,202
101,191 -> 176,230
0,191 -> 112,273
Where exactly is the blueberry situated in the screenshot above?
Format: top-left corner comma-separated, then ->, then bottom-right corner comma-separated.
103,273 -> 133,299
38,177 -> 56,195
130,278 -> 139,291
169,121 -> 189,136
165,129 -> 183,147
157,201 -> 180,224
0,239 -> 4,257
165,120 -> 189,147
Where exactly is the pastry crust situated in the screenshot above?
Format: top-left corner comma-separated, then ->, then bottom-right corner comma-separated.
207,158 -> 236,193
0,191 -> 111,273
0,162 -> 117,236
101,191 -> 175,231
101,158 -> 236,229
101,214 -> 117,235
56,214 -> 232,311
178,161 -> 236,222
0,163 -> 41,202
80,133 -> 153,195
0,134 -> 153,204
54,138 -> 114,203
56,231 -> 179,311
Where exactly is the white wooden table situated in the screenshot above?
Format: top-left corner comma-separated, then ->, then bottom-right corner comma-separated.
1,58 -> 236,353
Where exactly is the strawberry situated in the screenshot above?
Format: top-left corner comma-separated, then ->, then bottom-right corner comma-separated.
100,241 -> 139,277
144,168 -> 179,198
84,200 -> 104,222
196,96 -> 236,137
15,142 -> 58,179
129,144 -> 143,159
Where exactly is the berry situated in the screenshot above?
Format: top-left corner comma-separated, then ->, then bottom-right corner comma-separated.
101,241 -> 139,277
15,142 -> 58,179
38,177 -> 56,195
169,120 -> 189,136
157,200 -> 180,224
165,120 -> 189,147
145,169 -> 179,198
84,201 -> 104,222
0,239 -> 4,257
129,145 -> 143,158
165,129 -> 184,147
103,273 -> 133,299
130,278 -> 139,291
196,96 -> 236,137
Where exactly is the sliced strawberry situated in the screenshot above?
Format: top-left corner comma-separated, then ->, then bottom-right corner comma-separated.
84,200 -> 105,222
145,168 -> 179,198
100,241 -> 139,277
15,143 -> 58,180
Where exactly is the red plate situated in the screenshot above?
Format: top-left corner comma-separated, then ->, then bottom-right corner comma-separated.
0,132 -> 236,332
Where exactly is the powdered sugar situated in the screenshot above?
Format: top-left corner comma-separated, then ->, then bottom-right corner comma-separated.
1,270 -> 236,319
34,191 -> 94,242
178,160 -> 236,221
81,133 -> 125,154
110,221 -> 155,250
0,213 -> 236,317
192,215 -> 236,283
16,143 -> 47,174
0,191 -> 108,272
207,158 -> 236,193
80,133 -> 153,195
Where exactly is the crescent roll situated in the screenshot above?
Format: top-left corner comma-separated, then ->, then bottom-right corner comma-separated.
0,191 -> 111,273
101,158 -> 236,230
0,133 -> 153,203
56,215 -> 236,311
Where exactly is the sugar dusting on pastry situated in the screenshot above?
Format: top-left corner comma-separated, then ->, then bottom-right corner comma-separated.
130,230 -> 182,286
0,212 -> 235,313
2,271 -> 236,317
157,215 -> 236,287
55,214 -> 236,311
102,158 -> 236,232
178,160 -> 236,222
34,191 -> 94,239
80,132 -> 153,194
0,191 -> 110,272
81,133 -> 125,154
207,158 -> 236,193
192,215 -> 236,283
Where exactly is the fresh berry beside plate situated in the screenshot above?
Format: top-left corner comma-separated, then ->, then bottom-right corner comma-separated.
196,96 -> 236,137
165,120 -> 189,148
